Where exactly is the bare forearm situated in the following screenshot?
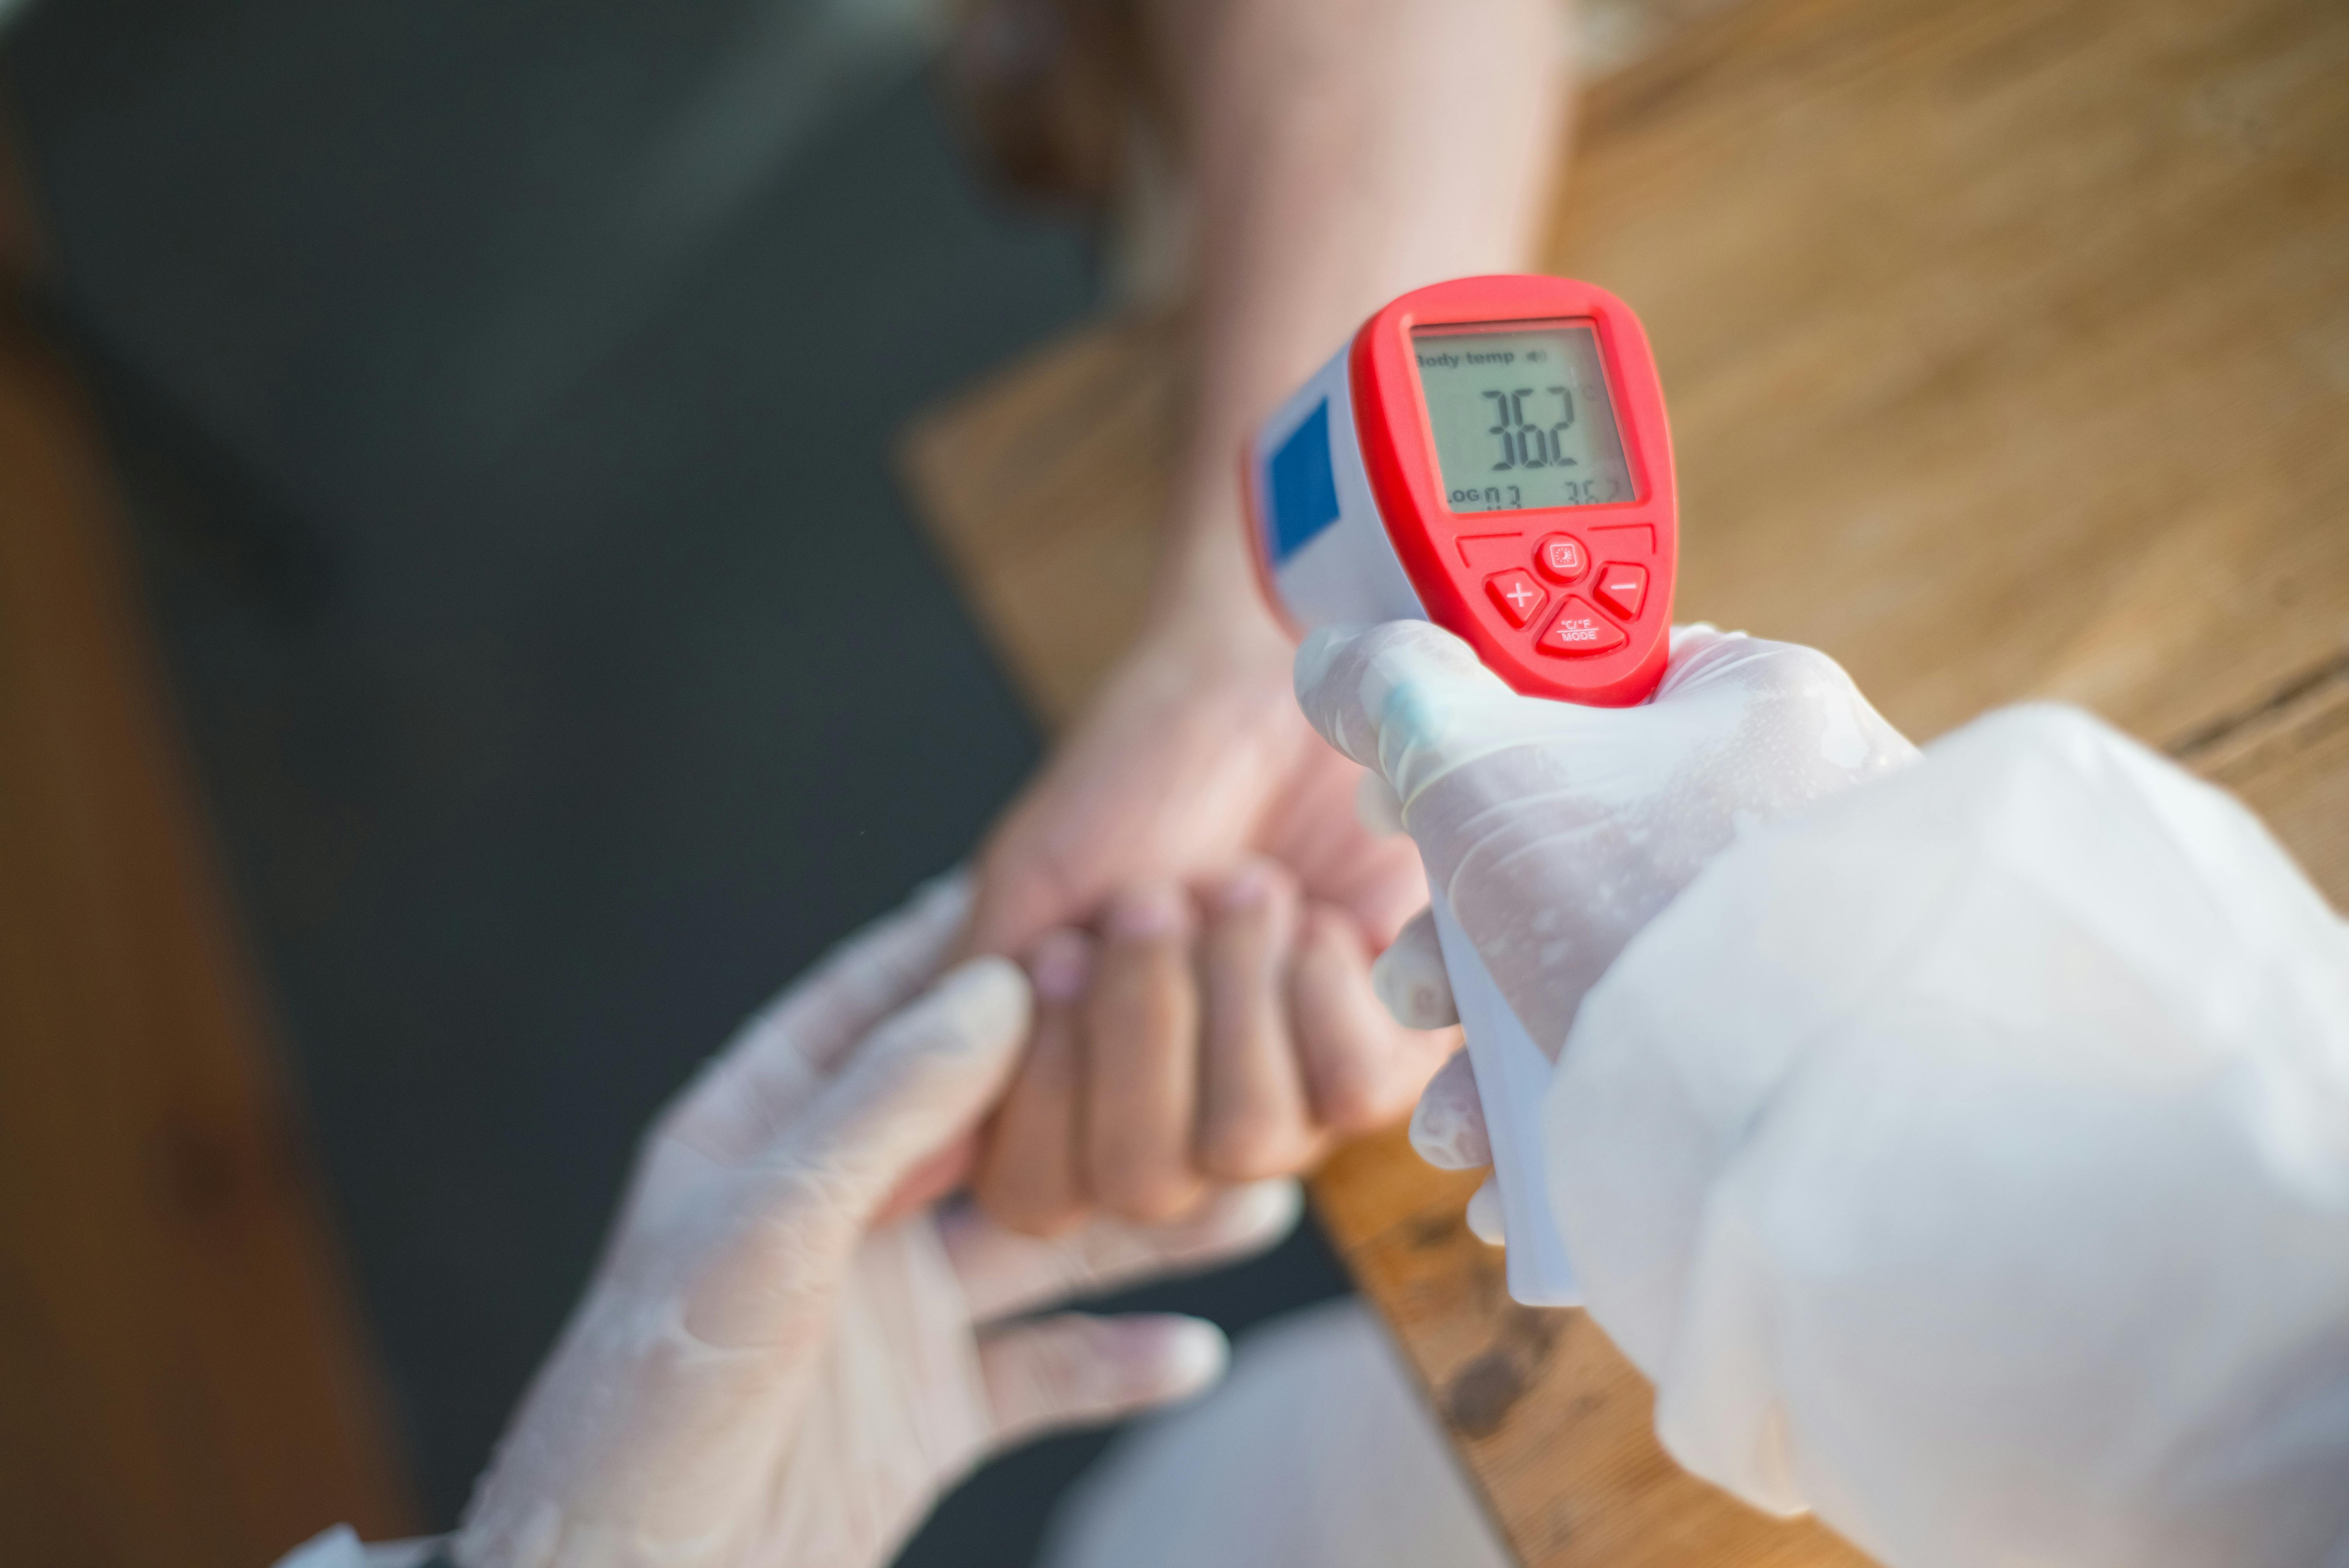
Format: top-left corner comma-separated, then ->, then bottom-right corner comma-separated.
960,0 -> 1560,1222
1144,0 -> 1572,621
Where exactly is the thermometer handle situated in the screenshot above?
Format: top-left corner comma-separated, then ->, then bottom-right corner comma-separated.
1428,886 -> 1580,1306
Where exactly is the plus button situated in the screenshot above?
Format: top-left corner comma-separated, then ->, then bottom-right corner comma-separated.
1483,569 -> 1549,629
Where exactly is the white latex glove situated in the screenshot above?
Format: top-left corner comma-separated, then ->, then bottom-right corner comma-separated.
1542,705 -> 2349,1567
1293,620 -> 1916,1236
453,876 -> 1299,1568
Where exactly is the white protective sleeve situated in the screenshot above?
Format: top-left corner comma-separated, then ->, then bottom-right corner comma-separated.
1547,702 -> 2349,1568
271,1525 -> 438,1568
1039,1298 -> 1511,1568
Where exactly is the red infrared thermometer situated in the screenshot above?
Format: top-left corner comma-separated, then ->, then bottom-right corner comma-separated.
1248,274 -> 1676,705
1244,275 -> 1679,1304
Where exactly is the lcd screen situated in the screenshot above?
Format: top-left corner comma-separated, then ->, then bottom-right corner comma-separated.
1413,322 -> 1634,513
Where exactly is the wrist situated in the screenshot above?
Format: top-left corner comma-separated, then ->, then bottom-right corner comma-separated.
1145,475 -> 1288,662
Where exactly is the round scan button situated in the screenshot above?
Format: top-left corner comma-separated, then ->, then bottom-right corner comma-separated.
1534,533 -> 1588,583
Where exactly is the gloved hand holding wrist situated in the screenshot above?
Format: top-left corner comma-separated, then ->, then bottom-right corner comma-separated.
453,876 -> 1297,1568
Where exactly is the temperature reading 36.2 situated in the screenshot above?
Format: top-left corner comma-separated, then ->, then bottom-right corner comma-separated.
1415,321 -> 1636,513
1479,387 -> 1578,471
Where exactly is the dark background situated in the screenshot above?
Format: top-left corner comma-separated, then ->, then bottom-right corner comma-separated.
2,2 -> 1346,1561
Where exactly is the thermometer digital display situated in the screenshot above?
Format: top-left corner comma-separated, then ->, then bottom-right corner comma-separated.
1414,322 -> 1635,514
1244,275 -> 1679,1305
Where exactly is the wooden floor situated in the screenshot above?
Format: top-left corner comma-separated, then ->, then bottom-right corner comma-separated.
902,0 -> 2349,1561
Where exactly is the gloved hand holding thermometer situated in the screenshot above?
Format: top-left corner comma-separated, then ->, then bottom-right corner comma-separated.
1294,636 -> 2349,1566
1296,620 -> 1917,1245
1248,276 -> 1914,1299
1248,276 -> 1680,1302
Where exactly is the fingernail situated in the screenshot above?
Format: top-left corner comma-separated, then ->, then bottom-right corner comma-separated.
1465,1179 -> 1506,1247
1223,1178 -> 1304,1240
1372,942 -> 1451,1030
1141,1316 -> 1229,1397
1028,929 -> 1092,1003
1107,884 -> 1187,940
1214,861 -> 1274,912
1408,1052 -> 1490,1169
1410,1091 -> 1488,1170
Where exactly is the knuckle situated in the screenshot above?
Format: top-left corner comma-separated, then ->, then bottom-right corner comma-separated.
973,1110 -> 1087,1236
1753,644 -> 1855,710
977,1170 -> 1089,1238
1314,1057 -> 1388,1131
1023,1327 -> 1098,1413
973,829 -> 1093,952
1096,1161 -> 1201,1224
765,1157 -> 855,1219
1365,617 -> 1465,664
1197,1106 -> 1306,1183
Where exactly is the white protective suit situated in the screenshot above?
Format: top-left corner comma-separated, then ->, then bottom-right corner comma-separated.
1296,620 -> 2349,1568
